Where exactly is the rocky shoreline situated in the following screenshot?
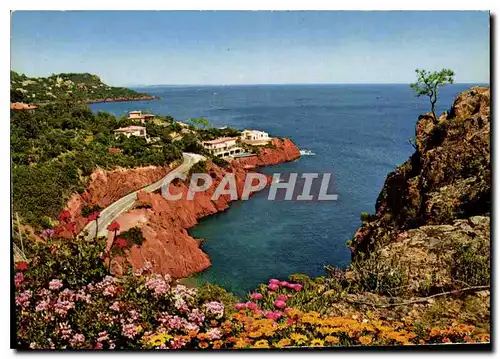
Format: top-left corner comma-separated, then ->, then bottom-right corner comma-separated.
63,138 -> 300,278
85,95 -> 160,104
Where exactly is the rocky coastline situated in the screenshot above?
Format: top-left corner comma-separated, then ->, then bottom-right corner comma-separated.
63,138 -> 300,278
85,95 -> 160,104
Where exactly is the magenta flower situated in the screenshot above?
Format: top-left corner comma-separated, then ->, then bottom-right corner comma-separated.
268,283 -> 279,291
250,292 -> 263,300
265,311 -> 283,320
14,272 -> 24,288
269,279 -> 281,285
291,283 -> 303,292
277,294 -> 288,302
273,299 -> 287,309
234,302 -> 246,310
280,281 -> 290,287
246,301 -> 258,311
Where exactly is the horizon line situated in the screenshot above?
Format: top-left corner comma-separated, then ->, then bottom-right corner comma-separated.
126,81 -> 489,88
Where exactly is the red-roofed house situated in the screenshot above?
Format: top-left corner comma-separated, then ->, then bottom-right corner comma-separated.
11,102 -> 37,112
128,110 -> 155,123
202,137 -> 243,158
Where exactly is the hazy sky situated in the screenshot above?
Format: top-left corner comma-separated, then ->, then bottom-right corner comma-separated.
11,11 -> 490,86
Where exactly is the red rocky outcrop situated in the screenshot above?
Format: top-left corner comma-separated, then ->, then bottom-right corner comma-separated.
62,138 -> 300,278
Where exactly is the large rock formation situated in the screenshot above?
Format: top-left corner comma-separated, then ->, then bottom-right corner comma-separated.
62,166 -> 172,236
349,86 -> 490,296
64,138 -> 300,278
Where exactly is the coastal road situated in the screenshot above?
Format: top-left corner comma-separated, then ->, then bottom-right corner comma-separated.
80,152 -> 206,239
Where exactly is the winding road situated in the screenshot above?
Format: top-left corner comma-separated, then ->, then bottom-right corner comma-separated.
81,152 -> 206,239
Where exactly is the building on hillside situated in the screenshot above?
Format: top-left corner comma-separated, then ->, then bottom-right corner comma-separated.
128,110 -> 155,123
10,102 -> 37,113
202,137 -> 243,158
113,126 -> 148,140
240,129 -> 271,145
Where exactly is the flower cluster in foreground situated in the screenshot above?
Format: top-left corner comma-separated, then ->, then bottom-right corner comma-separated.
15,260 -> 490,350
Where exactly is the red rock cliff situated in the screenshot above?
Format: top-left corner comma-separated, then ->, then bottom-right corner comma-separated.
62,166 -> 171,236
103,138 -> 301,278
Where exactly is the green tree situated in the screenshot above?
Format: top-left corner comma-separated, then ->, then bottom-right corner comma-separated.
189,117 -> 211,129
410,68 -> 455,123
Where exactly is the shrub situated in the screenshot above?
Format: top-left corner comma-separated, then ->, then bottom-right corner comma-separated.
211,156 -> 230,169
452,240 -> 490,287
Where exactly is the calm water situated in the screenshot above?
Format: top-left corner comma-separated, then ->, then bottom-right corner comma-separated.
90,83 -> 481,295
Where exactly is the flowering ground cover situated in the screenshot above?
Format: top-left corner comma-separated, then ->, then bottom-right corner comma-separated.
14,242 -> 489,349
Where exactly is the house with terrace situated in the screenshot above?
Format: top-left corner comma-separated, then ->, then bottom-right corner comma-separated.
113,125 -> 149,141
202,137 -> 243,158
240,129 -> 271,145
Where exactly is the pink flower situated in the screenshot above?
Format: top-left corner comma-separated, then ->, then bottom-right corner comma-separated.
109,301 -> 120,311
49,279 -> 64,290
121,323 -> 139,339
280,281 -> 290,287
273,300 -> 287,309
246,301 -> 258,311
284,307 -> 293,315
250,292 -> 263,300
234,302 -> 246,310
206,328 -> 222,340
15,290 -> 31,308
97,331 -> 109,342
95,343 -> 103,350
69,333 -> 85,347
265,311 -> 282,320
269,279 -> 281,285
204,301 -> 224,317
14,272 -> 24,287
188,309 -> 205,324
277,294 -> 288,302
268,283 -> 279,291
291,283 -> 303,292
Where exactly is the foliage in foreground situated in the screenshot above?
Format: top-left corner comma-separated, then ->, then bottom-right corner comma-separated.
14,238 -> 489,349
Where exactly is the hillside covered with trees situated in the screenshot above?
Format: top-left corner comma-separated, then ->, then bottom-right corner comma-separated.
11,100 -> 240,230
10,71 -> 157,104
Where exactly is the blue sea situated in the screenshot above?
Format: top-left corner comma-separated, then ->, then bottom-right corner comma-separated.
90,83 -> 482,296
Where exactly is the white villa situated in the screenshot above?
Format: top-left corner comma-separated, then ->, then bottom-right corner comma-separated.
114,126 -> 148,140
128,110 -> 155,123
202,137 -> 243,158
240,129 -> 271,145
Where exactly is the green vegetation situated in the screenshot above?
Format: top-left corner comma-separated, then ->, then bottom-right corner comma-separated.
410,68 -> 455,122
452,238 -> 490,287
11,71 -> 154,104
11,101 -> 188,229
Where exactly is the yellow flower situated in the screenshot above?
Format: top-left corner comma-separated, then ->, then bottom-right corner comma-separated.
325,336 -> 339,345
310,339 -> 325,347
197,333 -> 208,341
290,333 -> 309,345
274,338 -> 292,348
248,331 -> 262,338
253,339 -> 270,348
212,340 -> 223,349
149,334 -> 166,347
358,335 -> 373,345
234,338 -> 250,349
429,327 -> 441,337
198,341 -> 209,349
148,333 -> 172,347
